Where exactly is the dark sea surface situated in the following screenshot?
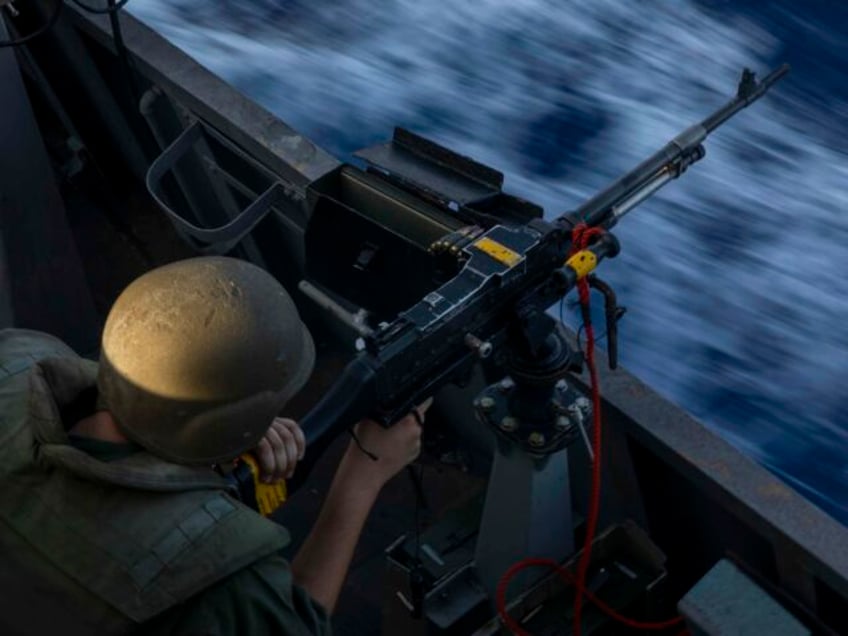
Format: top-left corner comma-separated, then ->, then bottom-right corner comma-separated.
130,0 -> 848,522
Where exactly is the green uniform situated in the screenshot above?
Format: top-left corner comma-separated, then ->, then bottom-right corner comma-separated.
0,329 -> 331,636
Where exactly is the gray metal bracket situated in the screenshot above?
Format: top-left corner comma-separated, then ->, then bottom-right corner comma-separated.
145,120 -> 295,254
354,127 -> 504,209
474,444 -> 575,604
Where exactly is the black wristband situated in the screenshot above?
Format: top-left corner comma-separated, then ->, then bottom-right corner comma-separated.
411,408 -> 425,426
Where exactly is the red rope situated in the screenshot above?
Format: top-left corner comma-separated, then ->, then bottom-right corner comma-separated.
495,224 -> 685,635
570,223 -> 605,636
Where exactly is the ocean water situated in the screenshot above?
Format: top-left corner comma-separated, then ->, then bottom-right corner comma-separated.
128,0 -> 848,522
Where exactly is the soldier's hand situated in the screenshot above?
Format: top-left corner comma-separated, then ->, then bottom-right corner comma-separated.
255,417 -> 305,483
343,397 -> 433,491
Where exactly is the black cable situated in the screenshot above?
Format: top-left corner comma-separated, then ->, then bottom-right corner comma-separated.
105,0 -> 143,107
563,294 -> 613,350
348,428 -> 379,461
0,0 -> 63,48
407,403 -> 429,619
409,464 -> 425,560
69,0 -> 130,15
408,463 -> 426,619
107,0 -> 127,59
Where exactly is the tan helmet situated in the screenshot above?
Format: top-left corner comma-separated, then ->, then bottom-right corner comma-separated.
96,256 -> 315,464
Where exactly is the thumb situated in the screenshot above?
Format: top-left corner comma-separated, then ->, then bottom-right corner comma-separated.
413,397 -> 434,422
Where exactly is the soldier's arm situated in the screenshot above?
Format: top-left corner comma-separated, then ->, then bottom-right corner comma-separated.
291,406 -> 428,613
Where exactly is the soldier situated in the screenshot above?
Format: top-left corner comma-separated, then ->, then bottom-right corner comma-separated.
0,256 -> 427,635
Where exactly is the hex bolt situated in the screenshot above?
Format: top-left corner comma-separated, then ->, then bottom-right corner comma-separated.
500,416 -> 518,432
576,396 -> 592,414
498,377 -> 515,393
528,432 -> 546,448
555,415 -> 571,431
465,333 -> 493,359
555,379 -> 568,391
479,396 -> 496,411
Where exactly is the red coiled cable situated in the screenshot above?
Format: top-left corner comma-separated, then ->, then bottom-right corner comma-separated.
570,223 -> 606,636
495,224 -> 684,635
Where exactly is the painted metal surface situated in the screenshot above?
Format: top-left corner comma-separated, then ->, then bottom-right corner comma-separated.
0,21 -> 99,352
595,362 -> 848,614
679,559 -> 810,635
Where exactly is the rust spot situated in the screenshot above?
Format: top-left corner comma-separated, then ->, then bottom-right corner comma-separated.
698,458 -> 733,481
758,481 -> 792,500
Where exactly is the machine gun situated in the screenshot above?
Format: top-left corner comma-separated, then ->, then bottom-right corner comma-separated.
189,63 -> 790,631
292,64 -> 790,483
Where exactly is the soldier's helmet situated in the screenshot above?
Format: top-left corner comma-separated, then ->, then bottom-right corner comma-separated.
97,256 -> 314,464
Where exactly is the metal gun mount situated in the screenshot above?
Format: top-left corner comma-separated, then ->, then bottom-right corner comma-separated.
284,65 -> 791,619
472,322 -> 595,603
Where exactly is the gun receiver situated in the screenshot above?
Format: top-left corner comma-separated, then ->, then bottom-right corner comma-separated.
290,65 -> 789,489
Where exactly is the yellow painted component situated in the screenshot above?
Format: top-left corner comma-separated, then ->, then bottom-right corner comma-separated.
240,453 -> 287,516
473,237 -> 521,266
565,250 -> 598,279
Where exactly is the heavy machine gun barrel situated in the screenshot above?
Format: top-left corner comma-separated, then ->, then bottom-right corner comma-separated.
569,64 -> 790,229
290,64 -> 789,490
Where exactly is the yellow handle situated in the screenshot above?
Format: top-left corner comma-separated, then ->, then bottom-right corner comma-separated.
565,250 -> 598,280
239,454 -> 287,516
